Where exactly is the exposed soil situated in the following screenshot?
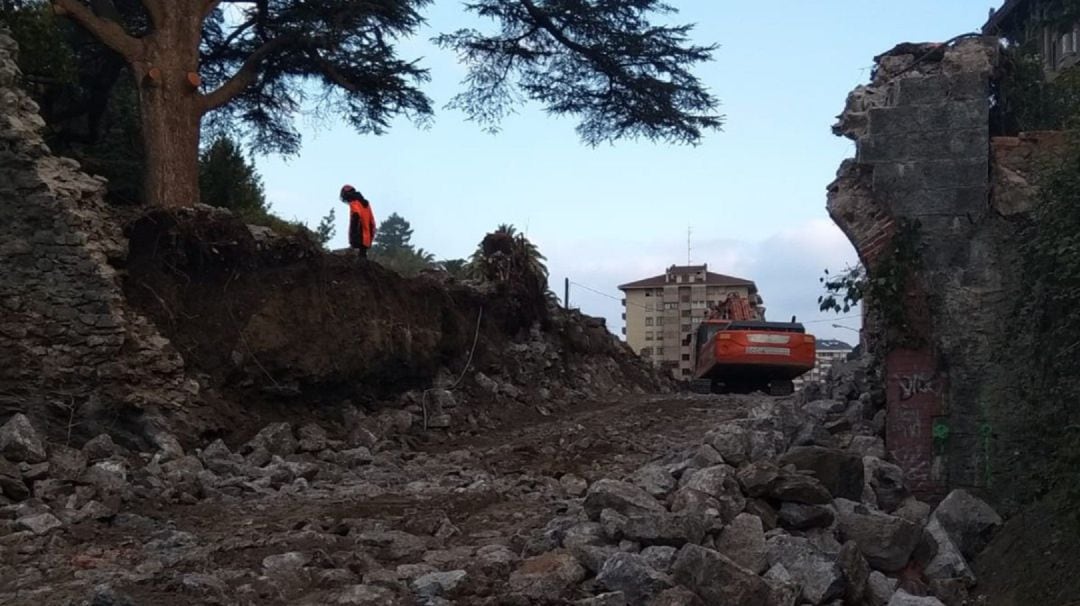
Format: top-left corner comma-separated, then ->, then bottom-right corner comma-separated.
116,206 -> 667,448
974,497 -> 1080,606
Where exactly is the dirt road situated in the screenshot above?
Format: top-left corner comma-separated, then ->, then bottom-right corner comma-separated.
2,393 -> 753,605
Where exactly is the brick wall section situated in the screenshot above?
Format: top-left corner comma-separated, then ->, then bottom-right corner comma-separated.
0,28 -> 195,447
829,39 -> 1000,500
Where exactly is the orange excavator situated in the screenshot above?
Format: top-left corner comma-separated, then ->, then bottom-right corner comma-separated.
689,293 -> 816,396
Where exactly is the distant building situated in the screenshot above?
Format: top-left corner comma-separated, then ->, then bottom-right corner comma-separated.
618,264 -> 763,379
984,0 -> 1080,74
795,338 -> 854,389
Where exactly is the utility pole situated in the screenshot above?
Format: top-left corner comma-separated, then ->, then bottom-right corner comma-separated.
564,277 -> 570,311
687,226 -> 692,265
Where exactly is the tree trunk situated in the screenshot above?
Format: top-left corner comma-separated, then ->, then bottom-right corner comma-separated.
133,6 -> 204,208
139,85 -> 202,208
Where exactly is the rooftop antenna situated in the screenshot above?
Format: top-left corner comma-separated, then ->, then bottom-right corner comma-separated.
687,226 -> 692,265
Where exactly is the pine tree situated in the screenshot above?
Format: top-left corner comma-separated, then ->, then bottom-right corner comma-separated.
198,136 -> 267,213
370,213 -> 415,256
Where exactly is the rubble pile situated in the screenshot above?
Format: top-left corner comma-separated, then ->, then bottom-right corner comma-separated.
501,357 -> 1001,606
0,357 -> 1002,605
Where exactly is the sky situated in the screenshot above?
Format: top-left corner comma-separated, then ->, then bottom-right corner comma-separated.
254,0 -> 999,343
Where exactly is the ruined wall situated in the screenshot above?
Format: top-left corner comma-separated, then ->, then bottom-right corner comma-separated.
0,28 -> 196,447
830,39 -> 1008,500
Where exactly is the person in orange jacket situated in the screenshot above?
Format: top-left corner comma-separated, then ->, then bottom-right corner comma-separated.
340,184 -> 376,258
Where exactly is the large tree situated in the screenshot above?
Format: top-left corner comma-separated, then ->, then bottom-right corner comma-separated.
43,0 -> 721,207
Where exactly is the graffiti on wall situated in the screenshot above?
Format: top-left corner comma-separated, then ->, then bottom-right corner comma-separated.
894,371 -> 940,401
886,348 -> 947,501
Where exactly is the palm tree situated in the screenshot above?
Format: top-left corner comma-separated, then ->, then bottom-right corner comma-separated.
469,224 -> 548,282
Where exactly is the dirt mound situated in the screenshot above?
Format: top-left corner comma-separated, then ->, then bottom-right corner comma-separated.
120,205 -> 670,446
973,498 -> 1080,605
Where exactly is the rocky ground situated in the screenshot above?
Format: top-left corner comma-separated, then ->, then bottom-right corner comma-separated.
0,357 -> 1003,606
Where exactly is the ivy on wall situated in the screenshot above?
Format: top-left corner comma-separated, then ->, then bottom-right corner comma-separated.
819,219 -> 924,349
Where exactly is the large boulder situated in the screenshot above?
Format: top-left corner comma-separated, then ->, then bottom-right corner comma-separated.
704,423 -> 749,466
48,445 -> 88,482
671,544 -> 773,605
82,434 -> 120,461
244,423 -> 298,457
779,446 -> 864,501
778,502 -> 835,530
836,500 -> 922,572
766,535 -> 845,605
763,564 -> 800,606
922,517 -> 976,586
838,541 -> 870,605
864,457 -> 910,512
0,414 -> 47,463
714,513 -> 768,574
631,465 -> 677,498
640,546 -> 678,573
600,509 -> 707,547
596,553 -> 674,603
767,472 -> 833,505
562,521 -> 607,551
508,551 -> 587,600
868,571 -> 899,606
671,465 -> 746,522
930,489 -> 1002,559
584,479 -> 665,520
411,570 -> 467,598
81,460 -> 129,496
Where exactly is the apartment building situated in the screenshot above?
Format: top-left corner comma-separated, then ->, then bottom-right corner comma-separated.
619,264 -> 763,379
794,338 -> 855,389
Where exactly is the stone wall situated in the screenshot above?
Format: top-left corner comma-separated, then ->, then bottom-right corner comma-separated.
0,28 -> 195,447
829,39 -> 1006,500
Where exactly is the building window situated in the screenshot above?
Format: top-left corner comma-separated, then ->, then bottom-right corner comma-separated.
656,347 -> 664,356
645,331 -> 654,341
645,303 -> 654,312
645,291 -> 652,297
645,317 -> 654,327
681,324 -> 691,333
681,310 -> 691,317
666,302 -> 678,311
641,347 -> 653,357
681,354 -> 690,361
681,369 -> 691,376
656,317 -> 665,326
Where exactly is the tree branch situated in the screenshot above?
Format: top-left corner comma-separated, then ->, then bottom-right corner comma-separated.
199,34 -> 296,113
53,0 -> 142,60
139,0 -> 163,29
518,0 -> 605,63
